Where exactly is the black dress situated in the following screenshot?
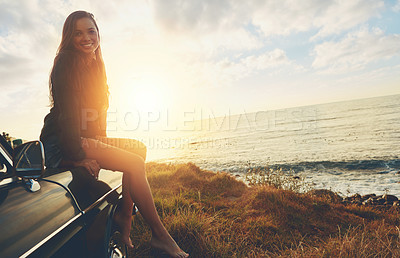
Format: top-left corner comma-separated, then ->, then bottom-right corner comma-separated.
40,52 -> 107,168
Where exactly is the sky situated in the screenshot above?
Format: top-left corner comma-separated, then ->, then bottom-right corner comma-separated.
1,0 -> 400,140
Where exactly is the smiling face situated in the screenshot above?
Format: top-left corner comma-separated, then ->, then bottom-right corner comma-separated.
73,17 -> 99,57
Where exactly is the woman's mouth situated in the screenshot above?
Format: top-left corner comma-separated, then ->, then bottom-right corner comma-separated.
81,43 -> 92,49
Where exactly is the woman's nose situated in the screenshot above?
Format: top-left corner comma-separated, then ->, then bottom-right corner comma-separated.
83,33 -> 90,40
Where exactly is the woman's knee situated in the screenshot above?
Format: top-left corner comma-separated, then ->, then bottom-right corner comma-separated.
122,139 -> 147,161
100,137 -> 147,161
81,137 -> 146,173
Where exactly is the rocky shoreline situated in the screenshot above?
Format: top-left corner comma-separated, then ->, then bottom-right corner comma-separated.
343,193 -> 399,207
309,189 -> 400,208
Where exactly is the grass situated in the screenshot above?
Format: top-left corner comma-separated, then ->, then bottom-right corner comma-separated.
245,166 -> 313,193
128,162 -> 400,257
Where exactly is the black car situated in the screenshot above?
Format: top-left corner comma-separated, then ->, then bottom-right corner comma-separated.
0,135 -> 133,257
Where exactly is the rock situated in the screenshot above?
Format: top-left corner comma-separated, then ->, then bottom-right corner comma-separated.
362,194 -> 376,200
376,198 -> 385,205
307,189 -> 343,203
363,197 -> 374,205
383,194 -> 398,202
384,201 -> 393,206
351,193 -> 362,200
340,192 -> 400,207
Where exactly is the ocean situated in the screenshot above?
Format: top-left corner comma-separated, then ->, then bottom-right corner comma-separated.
146,94 -> 400,197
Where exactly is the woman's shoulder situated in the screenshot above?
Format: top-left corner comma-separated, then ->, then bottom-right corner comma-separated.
55,50 -> 76,67
51,51 -> 80,85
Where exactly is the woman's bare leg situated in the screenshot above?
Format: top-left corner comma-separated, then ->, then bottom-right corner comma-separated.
95,137 -> 140,248
113,174 -> 134,248
82,138 -> 188,257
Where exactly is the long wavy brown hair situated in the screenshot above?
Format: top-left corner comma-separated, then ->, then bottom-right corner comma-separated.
49,10 -> 109,111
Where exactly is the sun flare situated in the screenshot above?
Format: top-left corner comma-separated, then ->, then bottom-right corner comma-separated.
118,75 -> 166,113
133,86 -> 161,112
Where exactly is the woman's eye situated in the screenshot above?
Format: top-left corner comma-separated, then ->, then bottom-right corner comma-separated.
89,30 -> 96,34
74,32 -> 82,36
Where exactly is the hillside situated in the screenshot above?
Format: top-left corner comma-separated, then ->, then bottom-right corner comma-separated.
129,162 -> 400,257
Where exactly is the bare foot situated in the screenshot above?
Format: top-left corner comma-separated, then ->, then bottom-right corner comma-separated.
150,233 -> 189,258
113,211 -> 134,249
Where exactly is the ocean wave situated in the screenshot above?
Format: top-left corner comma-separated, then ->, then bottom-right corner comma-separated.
210,159 -> 400,174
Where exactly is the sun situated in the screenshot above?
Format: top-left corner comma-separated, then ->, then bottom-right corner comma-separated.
110,72 -> 178,137
133,85 -> 162,112
119,75 -> 166,113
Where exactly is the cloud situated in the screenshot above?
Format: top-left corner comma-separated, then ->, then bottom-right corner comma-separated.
0,0 -> 65,91
243,49 -> 290,70
0,0 -> 398,139
150,0 -> 384,51
0,52 -> 35,89
312,27 -> 400,73
150,0 -> 262,53
252,0 -> 383,39
311,0 -> 384,39
251,0 -> 328,36
0,0 -> 143,91
181,48 -> 296,89
0,0 -> 123,139
394,0 -> 400,12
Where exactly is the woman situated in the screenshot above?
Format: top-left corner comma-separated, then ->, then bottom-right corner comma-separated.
40,10 -> 188,257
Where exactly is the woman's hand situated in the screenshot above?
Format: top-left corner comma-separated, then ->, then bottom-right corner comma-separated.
73,159 -> 101,179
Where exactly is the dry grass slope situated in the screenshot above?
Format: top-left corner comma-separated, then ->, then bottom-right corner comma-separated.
128,162 -> 400,257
